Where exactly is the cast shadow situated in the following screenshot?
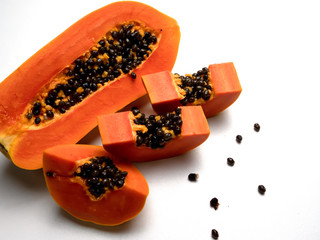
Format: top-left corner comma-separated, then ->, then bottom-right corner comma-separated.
1,160 -> 47,193
206,110 -> 232,134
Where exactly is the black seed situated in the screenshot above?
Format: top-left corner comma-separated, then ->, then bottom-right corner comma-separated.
59,108 -> 66,114
211,229 -> 219,239
202,90 -> 211,100
33,102 -> 41,109
98,40 -> 106,47
131,72 -> 136,79
175,107 -> 181,115
91,50 -> 98,58
258,185 -> 266,195
188,173 -> 198,182
136,136 -> 144,146
131,107 -> 140,116
35,117 -> 41,125
46,171 -> 55,177
227,157 -> 235,166
46,110 -> 54,118
32,108 -> 40,116
150,36 -> 157,44
236,135 -> 242,143
254,123 -> 261,132
116,179 -> 124,187
163,133 -> 172,141
174,126 -> 181,135
210,197 -> 219,210
26,113 -> 32,120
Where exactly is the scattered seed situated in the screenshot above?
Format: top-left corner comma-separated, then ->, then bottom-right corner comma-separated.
211,229 -> 219,239
236,134 -> 242,143
188,173 -> 199,182
254,123 -> 260,132
227,157 -> 235,166
258,185 -> 266,195
210,197 -> 219,210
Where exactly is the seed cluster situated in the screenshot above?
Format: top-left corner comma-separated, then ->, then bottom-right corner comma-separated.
74,156 -> 128,198
175,67 -> 212,105
26,22 -> 158,125
132,107 -> 182,149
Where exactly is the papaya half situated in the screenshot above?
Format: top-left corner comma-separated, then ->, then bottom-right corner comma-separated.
0,1 -> 180,170
97,106 -> 210,162
43,144 -> 149,226
142,62 -> 241,117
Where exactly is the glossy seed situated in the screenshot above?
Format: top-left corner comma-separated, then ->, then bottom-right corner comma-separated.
254,123 -> 261,132
227,157 -> 235,166
34,117 -> 41,124
210,197 -> 219,210
211,229 -> 219,239
236,135 -> 242,143
131,72 -> 136,79
188,173 -> 199,182
258,185 -> 266,195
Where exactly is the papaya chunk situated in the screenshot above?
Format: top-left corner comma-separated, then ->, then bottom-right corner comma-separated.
142,62 -> 241,117
97,106 -> 210,162
43,144 -> 149,226
0,1 -> 180,169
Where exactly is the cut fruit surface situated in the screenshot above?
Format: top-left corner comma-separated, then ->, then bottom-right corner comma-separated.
43,144 -> 149,226
98,106 -> 210,162
0,1 -> 180,169
142,62 -> 241,117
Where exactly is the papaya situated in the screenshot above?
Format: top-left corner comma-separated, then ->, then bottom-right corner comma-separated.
43,144 -> 149,226
98,106 -> 210,162
142,62 -> 241,117
0,1 -> 180,169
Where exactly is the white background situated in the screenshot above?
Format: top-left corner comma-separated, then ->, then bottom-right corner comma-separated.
1,0 -> 320,239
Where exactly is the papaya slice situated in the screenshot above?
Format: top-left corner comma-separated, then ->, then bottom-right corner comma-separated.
97,106 -> 210,162
0,1 -> 180,169
43,144 -> 149,226
142,62 -> 241,117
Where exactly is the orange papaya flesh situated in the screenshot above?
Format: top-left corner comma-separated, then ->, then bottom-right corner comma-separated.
43,144 -> 149,226
98,106 -> 210,162
0,1 -> 180,170
142,62 -> 241,117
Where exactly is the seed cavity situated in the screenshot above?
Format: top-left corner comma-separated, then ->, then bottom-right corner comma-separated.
131,107 -> 182,149
174,67 -> 213,105
74,156 -> 128,199
24,21 -> 159,126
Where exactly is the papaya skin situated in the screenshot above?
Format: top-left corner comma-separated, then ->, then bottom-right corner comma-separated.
0,1 -> 180,169
43,144 -> 149,226
97,106 -> 210,162
142,62 -> 241,117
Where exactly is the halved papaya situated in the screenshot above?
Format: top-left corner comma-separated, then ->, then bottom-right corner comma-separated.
0,1 -> 180,169
97,106 -> 210,162
43,144 -> 149,226
142,62 -> 241,117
